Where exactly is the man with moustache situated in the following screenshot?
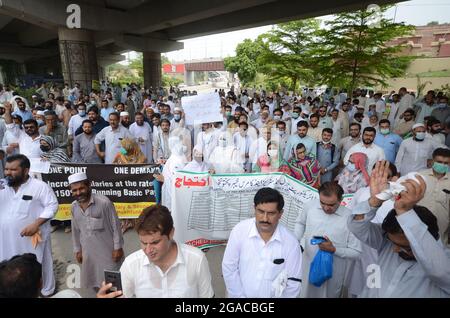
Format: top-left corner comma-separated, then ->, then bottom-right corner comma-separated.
344,127 -> 385,174
68,172 -> 123,295
222,188 -> 302,298
0,154 -> 58,297
295,182 -> 361,298
72,120 -> 102,163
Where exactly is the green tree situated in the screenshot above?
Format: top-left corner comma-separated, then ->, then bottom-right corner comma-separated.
315,5 -> 415,92
224,39 -> 262,85
128,52 -> 143,78
256,19 -> 321,92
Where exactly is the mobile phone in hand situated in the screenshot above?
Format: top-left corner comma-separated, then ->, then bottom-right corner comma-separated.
313,236 -> 325,240
104,270 -> 122,294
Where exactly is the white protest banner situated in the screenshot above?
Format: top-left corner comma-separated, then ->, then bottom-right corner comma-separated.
181,92 -> 223,125
171,171 -> 354,249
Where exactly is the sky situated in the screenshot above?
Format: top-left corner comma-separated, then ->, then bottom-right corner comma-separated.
122,0 -> 450,64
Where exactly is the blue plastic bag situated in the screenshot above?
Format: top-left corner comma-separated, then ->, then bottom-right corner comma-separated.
308,237 -> 333,287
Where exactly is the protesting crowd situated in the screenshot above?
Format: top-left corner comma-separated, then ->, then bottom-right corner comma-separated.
0,81 -> 449,298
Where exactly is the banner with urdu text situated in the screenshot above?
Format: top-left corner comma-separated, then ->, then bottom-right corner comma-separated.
171,171 -> 354,249
41,163 -> 159,220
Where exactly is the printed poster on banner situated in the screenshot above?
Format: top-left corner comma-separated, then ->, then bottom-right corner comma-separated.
41,163 -> 159,220
171,171 -> 353,249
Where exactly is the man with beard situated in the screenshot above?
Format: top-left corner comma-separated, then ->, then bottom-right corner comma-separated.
74,106 -> 109,136
344,127 -> 385,174
284,121 -> 316,161
68,172 -> 123,296
393,108 -> 415,138
120,111 -> 131,129
3,102 -> 42,160
348,160 -> 450,297
153,119 -> 171,164
73,120 -> 102,163
129,112 -> 153,163
0,154 -> 58,297
339,123 -> 361,164
395,123 -> 441,176
95,112 -> 133,164
295,182 -> 361,297
39,111 -> 68,152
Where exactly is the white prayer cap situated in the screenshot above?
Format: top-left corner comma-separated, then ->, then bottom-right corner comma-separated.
120,111 -> 129,117
174,107 -> 182,112
36,110 -> 46,116
32,95 -> 37,98
302,109 -> 310,115
68,172 -> 88,185
412,123 -> 425,130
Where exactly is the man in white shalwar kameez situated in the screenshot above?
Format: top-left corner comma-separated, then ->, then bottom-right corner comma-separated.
129,112 -> 153,163
233,122 -> 254,172
0,154 -> 58,296
294,182 -> 361,298
195,123 -> 216,164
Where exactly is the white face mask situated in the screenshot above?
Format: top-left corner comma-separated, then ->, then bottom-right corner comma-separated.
273,115 -> 281,121
268,149 -> 278,157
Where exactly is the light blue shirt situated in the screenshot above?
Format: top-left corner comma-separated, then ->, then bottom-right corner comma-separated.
12,109 -> 32,122
284,134 -> 317,161
348,201 -> 450,297
374,132 -> 403,164
100,107 -> 115,121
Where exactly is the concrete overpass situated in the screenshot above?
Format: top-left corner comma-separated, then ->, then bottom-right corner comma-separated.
184,59 -> 225,85
0,0 -> 397,91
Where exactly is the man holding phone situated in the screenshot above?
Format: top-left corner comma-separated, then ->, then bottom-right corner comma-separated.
294,182 -> 362,298
99,204 -> 214,298
68,172 -> 124,296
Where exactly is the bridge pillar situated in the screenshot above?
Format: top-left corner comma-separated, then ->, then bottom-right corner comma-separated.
143,51 -> 162,90
184,70 -> 195,86
58,28 -> 99,93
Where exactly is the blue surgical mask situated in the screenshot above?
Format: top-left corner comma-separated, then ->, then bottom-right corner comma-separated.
380,128 -> 390,135
37,119 -> 44,126
292,112 -> 299,119
78,110 -> 86,117
415,132 -> 425,141
437,103 -> 447,109
432,162 -> 448,174
174,114 -> 181,121
347,162 -> 357,172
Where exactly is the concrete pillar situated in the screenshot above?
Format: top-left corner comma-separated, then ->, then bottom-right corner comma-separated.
143,51 -> 162,90
185,70 -> 195,86
58,28 -> 99,93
